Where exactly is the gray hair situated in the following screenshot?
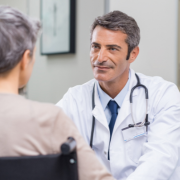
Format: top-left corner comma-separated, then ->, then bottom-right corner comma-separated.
0,6 -> 41,73
90,11 -> 140,60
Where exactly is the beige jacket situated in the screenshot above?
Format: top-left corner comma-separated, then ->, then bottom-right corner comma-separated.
0,93 -> 114,180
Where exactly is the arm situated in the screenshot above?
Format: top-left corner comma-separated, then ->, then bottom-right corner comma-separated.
51,107 -> 115,180
127,85 -> 180,180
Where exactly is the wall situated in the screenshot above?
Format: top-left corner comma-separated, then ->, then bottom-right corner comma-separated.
0,0 -> 27,13
110,0 -> 179,84
28,0 -> 104,103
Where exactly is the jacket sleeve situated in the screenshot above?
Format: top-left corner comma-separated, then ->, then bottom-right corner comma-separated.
127,84 -> 180,180
56,89 -> 75,120
51,107 -> 115,180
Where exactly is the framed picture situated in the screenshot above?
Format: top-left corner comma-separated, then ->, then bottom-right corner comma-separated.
41,0 -> 76,55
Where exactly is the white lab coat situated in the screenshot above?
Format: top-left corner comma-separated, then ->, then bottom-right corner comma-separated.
56,69 -> 180,180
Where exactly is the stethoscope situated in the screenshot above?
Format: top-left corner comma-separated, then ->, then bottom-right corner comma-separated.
90,73 -> 150,148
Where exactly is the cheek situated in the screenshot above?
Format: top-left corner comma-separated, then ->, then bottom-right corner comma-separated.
29,57 -> 35,71
115,59 -> 129,75
109,54 -> 128,72
32,55 -> 36,65
90,51 -> 97,64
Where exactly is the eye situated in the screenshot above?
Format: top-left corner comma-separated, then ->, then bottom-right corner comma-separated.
91,45 -> 100,51
92,45 -> 99,49
109,47 -> 117,51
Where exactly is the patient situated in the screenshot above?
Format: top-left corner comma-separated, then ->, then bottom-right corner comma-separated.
0,6 -> 114,180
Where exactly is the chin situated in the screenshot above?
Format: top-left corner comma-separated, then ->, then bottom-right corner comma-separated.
94,73 -> 110,82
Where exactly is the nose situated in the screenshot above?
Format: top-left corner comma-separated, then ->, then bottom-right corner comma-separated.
97,48 -> 108,63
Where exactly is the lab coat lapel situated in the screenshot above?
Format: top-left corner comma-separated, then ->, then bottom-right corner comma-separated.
113,69 -> 139,132
92,83 -> 109,130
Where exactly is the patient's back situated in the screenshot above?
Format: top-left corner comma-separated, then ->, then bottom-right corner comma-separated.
0,93 -> 114,180
0,93 -> 66,156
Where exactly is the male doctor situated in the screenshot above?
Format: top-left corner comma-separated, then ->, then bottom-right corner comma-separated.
57,11 -> 180,180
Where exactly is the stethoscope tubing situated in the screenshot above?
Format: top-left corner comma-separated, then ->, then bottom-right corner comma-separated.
90,73 -> 150,148
90,84 -> 96,148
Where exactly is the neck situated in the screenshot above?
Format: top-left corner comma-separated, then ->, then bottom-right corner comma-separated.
99,68 -> 129,99
0,67 -> 20,94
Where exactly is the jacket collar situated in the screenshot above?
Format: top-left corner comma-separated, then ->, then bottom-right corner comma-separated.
128,68 -> 139,98
92,82 -> 109,130
112,69 -> 140,132
96,71 -> 130,110
92,68 -> 140,129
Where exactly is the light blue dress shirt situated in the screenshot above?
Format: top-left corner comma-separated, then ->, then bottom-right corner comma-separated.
97,72 -> 130,124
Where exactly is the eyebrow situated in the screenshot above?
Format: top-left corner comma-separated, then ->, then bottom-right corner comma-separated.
91,42 -> 122,49
106,44 -> 122,50
91,42 -> 100,46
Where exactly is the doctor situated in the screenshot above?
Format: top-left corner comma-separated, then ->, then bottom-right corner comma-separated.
57,11 -> 180,180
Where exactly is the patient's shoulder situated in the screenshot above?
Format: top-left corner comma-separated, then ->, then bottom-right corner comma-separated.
24,97 -> 64,122
0,93 -> 64,124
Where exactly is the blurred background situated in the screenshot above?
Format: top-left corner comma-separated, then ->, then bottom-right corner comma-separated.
0,0 -> 179,103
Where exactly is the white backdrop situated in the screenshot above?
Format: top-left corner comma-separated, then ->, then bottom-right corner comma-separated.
110,0 -> 178,84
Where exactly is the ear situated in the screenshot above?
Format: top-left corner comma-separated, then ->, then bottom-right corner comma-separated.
20,50 -> 31,70
129,46 -> 139,63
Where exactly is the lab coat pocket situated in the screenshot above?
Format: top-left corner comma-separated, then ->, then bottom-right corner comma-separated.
122,125 -> 146,142
123,126 -> 146,164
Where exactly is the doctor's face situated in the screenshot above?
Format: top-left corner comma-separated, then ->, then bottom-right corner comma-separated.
90,26 -> 134,83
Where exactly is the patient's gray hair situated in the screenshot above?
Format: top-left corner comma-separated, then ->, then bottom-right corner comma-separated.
0,6 -> 41,73
90,11 -> 140,60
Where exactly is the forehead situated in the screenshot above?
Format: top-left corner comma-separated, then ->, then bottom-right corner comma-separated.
91,25 -> 127,45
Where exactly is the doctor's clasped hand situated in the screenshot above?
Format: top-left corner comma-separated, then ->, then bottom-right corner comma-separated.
57,11 -> 180,180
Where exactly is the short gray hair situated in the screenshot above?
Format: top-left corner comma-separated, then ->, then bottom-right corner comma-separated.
0,6 -> 41,73
90,11 -> 140,60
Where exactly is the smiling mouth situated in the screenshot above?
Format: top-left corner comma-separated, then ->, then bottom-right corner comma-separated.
94,66 -> 110,70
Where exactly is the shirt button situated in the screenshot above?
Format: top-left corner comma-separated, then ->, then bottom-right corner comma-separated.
104,151 -> 107,155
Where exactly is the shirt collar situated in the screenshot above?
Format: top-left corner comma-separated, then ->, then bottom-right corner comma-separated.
97,71 -> 131,110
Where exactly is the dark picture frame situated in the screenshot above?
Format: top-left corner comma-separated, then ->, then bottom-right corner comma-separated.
40,0 -> 76,55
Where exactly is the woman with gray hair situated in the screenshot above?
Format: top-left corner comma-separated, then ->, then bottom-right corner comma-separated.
0,6 -> 114,180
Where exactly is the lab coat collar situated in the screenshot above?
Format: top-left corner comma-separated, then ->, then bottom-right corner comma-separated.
92,68 -> 139,130
92,82 -> 109,130
96,71 -> 130,110
113,68 -> 140,133
128,68 -> 139,98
